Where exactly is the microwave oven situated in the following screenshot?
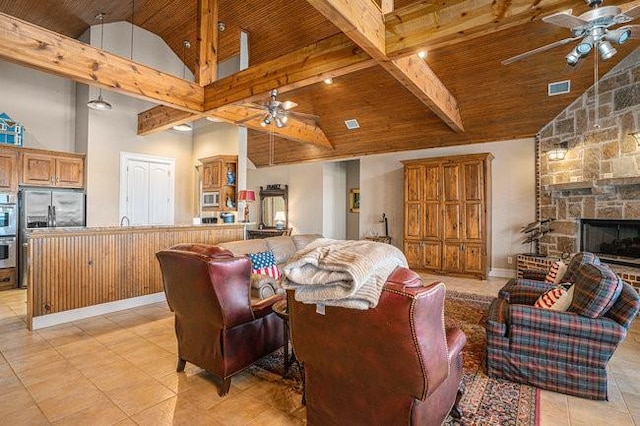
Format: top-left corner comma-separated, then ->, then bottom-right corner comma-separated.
202,191 -> 220,208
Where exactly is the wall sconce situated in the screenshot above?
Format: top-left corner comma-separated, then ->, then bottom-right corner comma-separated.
547,142 -> 568,161
631,132 -> 640,147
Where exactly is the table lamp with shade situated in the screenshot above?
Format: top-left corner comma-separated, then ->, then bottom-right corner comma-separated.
238,190 -> 255,223
274,211 -> 286,230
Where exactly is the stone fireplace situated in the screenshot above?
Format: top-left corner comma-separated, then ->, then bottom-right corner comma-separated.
580,218 -> 640,267
536,49 -> 640,260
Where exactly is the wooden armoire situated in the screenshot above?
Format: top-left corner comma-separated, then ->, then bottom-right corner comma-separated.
402,153 -> 493,279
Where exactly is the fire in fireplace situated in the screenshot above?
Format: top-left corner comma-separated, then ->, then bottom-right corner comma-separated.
580,219 -> 640,267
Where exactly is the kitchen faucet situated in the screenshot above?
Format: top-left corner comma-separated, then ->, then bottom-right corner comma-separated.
120,216 -> 130,227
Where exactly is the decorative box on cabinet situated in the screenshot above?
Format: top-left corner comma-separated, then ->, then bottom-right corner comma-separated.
21,150 -> 84,188
199,155 -> 238,212
402,153 -> 493,279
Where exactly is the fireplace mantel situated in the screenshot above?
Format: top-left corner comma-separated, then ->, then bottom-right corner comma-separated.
546,176 -> 640,193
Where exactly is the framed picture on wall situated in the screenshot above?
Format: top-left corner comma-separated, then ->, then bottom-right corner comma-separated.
349,188 -> 360,213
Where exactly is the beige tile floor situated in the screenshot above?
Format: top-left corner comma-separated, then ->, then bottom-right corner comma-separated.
0,274 -> 637,425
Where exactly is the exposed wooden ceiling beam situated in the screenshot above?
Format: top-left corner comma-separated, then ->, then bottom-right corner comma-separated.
195,0 -> 218,86
139,33 -> 375,136
306,0 -> 464,133
0,12 -> 204,113
385,0 -> 580,59
137,105 -> 333,149
203,33 -> 375,111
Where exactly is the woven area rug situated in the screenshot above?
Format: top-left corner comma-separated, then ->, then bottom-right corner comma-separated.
443,290 -> 539,426
253,290 -> 539,425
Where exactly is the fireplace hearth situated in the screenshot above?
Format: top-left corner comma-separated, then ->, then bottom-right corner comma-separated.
580,219 -> 640,267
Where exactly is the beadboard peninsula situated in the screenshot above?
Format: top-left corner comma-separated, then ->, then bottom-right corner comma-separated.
24,223 -> 246,330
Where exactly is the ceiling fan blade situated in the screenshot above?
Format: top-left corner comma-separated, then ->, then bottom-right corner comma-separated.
543,9 -> 587,30
281,100 -> 298,110
235,113 -> 264,124
502,36 -> 581,65
620,5 -> 640,20
241,103 -> 267,112
289,111 -> 320,122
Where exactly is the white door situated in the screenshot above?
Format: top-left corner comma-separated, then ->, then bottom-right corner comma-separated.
120,153 -> 174,226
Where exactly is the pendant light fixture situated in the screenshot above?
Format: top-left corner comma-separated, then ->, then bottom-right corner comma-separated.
87,13 -> 112,111
173,40 -> 193,132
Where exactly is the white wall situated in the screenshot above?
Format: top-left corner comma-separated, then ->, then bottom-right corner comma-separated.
322,162 -> 347,239
247,163 -> 324,234
0,61 -> 76,152
82,22 -> 196,226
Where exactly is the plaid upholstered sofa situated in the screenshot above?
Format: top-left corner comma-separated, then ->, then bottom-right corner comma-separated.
486,256 -> 640,400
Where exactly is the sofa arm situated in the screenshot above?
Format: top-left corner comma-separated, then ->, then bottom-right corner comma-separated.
485,297 -> 509,336
521,269 -> 547,281
510,304 -> 626,343
250,273 -> 279,299
498,279 -> 554,304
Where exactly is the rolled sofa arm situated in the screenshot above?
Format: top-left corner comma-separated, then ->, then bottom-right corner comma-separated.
250,273 -> 278,299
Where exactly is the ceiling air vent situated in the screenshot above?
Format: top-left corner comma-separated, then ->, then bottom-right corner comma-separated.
548,80 -> 571,96
344,119 -> 360,130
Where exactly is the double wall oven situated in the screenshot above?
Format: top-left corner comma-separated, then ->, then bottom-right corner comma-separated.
0,196 -> 17,270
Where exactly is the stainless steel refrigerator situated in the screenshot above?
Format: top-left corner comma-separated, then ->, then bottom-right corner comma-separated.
18,188 -> 86,287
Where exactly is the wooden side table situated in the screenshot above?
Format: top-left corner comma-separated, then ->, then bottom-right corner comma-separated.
365,236 -> 392,244
272,299 -> 294,378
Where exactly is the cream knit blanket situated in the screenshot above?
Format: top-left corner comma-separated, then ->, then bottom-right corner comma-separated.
281,238 -> 408,310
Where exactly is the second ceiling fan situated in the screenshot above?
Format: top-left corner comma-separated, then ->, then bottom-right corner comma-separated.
502,0 -> 640,66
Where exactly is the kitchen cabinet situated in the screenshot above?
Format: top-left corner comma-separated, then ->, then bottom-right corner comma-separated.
0,147 -> 18,193
402,153 -> 492,279
199,155 -> 238,212
21,151 -> 84,188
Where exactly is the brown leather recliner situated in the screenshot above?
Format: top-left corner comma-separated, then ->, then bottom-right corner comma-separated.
156,243 -> 285,396
288,267 -> 466,425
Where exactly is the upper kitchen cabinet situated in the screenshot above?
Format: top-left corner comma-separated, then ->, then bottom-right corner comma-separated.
199,155 -> 238,212
0,147 -> 18,193
21,150 -> 85,189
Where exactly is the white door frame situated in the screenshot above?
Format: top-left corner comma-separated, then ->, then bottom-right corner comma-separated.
119,152 -> 176,225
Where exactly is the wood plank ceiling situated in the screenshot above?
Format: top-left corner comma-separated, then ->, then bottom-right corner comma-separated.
0,0 -> 637,167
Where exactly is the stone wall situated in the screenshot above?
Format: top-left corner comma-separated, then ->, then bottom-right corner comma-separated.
537,49 -> 640,258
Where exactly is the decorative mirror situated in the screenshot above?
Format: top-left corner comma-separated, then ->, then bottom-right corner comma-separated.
259,184 -> 288,229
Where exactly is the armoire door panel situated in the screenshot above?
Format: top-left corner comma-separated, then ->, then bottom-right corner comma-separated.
463,244 -> 483,274
424,165 -> 439,201
463,162 -> 483,201
424,203 -> 440,238
404,241 -> 423,269
405,166 -> 423,202
422,241 -> 441,270
443,165 -> 460,202
443,243 -> 461,272
464,202 -> 482,240
443,204 -> 461,240
405,203 -> 423,239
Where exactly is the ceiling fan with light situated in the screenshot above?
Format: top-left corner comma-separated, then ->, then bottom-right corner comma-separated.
502,0 -> 640,66
239,89 -> 320,128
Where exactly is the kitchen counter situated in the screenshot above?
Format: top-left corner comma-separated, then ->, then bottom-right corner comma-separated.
26,222 -> 251,236
25,222 -> 249,329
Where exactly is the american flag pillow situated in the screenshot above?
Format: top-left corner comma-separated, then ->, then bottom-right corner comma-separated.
247,250 -> 281,280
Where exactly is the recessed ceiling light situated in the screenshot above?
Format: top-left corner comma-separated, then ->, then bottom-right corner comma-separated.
172,123 -> 193,132
345,119 -> 360,130
417,51 -> 427,59
324,77 -> 333,85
